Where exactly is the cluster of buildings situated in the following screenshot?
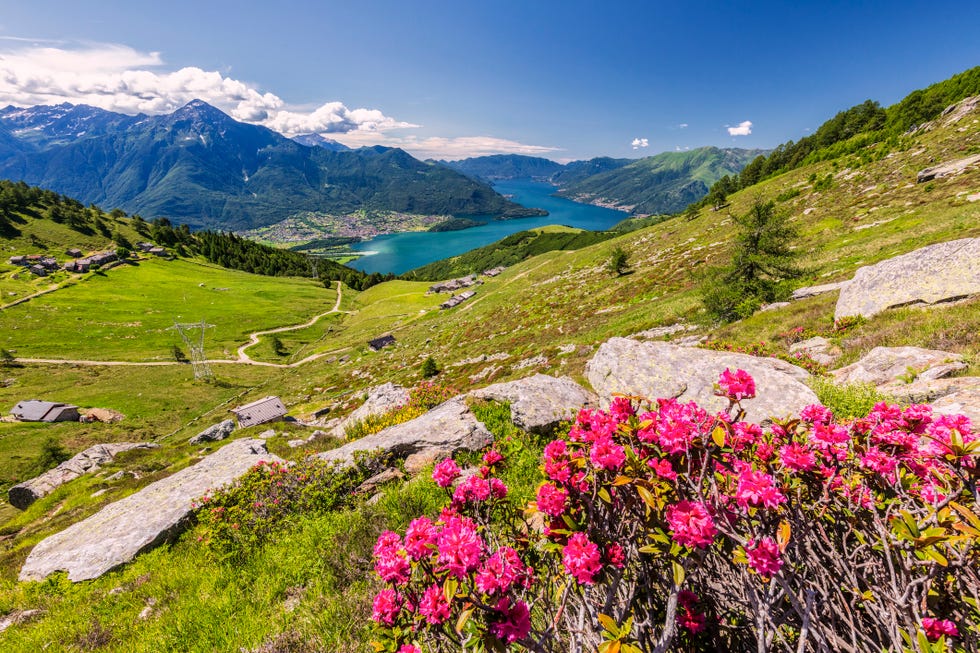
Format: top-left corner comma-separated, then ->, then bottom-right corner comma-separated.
8,244 -> 168,276
427,274 -> 481,294
62,250 -> 118,273
440,290 -> 476,310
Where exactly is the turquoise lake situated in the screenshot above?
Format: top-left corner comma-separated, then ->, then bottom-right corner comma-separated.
347,179 -> 628,275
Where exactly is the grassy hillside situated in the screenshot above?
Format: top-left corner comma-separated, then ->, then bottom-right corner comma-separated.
556,146 -> 765,214
1,89 -> 980,651
401,225 -> 617,281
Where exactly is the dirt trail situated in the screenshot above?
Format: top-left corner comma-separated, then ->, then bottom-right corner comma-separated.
13,281 -> 353,370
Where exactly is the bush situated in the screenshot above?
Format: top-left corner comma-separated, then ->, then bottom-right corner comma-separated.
809,376 -> 894,419
420,356 -> 440,378
369,371 -> 979,652
194,455 -> 380,562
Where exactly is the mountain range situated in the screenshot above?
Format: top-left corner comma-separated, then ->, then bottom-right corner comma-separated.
443,148 -> 764,215
0,101 -> 538,231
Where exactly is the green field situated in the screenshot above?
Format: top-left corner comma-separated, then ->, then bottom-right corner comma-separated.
0,258 -> 335,361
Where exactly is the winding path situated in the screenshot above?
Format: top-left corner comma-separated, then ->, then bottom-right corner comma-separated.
14,281 -> 354,370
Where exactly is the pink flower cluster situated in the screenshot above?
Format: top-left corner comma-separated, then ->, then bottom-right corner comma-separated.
718,367 -> 756,401
372,452 -> 534,649
922,617 -> 959,641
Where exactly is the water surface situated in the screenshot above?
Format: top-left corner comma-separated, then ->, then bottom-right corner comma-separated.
348,179 -> 627,275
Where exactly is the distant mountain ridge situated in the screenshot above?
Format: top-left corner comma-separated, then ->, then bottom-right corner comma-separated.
0,100 -> 537,231
443,148 -> 762,214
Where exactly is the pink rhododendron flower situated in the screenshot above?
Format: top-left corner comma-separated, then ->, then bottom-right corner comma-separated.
590,434 -> 626,471
609,396 -> 636,421
475,546 -> 527,595
374,550 -> 411,585
562,532 -> 603,584
676,589 -> 705,633
780,443 -> 817,471
800,403 -> 833,425
735,468 -> 786,510
605,542 -> 625,568
746,537 -> 783,576
372,588 -> 402,625
666,500 -> 718,548
404,516 -> 439,561
543,439 -> 572,483
483,449 -> 504,465
648,457 -> 677,480
453,475 -> 492,503
922,617 -> 959,641
718,368 -> 756,401
489,477 -> 508,498
432,458 -> 461,488
397,646 -> 421,653
731,422 -> 763,451
374,530 -> 402,558
536,483 -> 568,517
489,598 -> 532,643
436,516 -> 485,578
418,583 -> 451,624
860,447 -> 899,476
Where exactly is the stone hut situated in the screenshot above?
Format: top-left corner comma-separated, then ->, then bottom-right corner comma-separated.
368,335 -> 397,351
231,396 -> 287,428
12,400 -> 81,423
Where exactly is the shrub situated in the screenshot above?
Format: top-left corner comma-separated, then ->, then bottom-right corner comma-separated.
420,356 -> 440,378
194,454 -> 379,562
370,371 -> 979,652
702,339 -> 828,376
809,376 -> 894,419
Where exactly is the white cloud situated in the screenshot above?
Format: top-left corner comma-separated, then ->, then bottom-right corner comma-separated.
331,131 -> 561,161
727,120 -> 753,136
631,137 -> 649,150
0,42 -> 415,134
678,123 -> 688,129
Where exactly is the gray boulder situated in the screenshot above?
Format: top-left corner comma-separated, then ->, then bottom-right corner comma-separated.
19,438 -> 281,582
586,338 -> 817,423
189,419 -> 235,444
8,442 -> 158,510
790,281 -> 849,301
835,238 -> 980,319
470,374 -> 597,433
832,346 -> 966,386
316,397 -> 492,468
932,386 -> 980,425
789,336 -> 841,367
916,153 -> 980,183
881,376 -> 980,405
333,382 -> 410,437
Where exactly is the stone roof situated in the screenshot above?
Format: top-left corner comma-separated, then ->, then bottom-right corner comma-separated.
12,400 -> 80,422
231,396 -> 286,428
368,335 -> 397,351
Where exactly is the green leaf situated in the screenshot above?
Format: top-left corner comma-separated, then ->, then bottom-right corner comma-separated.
636,485 -> 657,509
598,487 -> 613,504
598,613 -> 618,636
711,426 -> 726,447
456,605 -> 475,634
672,561 -> 685,586
444,577 -> 458,602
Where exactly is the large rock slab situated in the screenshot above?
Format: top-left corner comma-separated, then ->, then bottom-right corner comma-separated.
585,338 -> 817,422
470,374 -> 597,433
832,346 -> 966,386
790,281 -> 849,301
881,376 -> 980,405
835,238 -> 980,319
932,386 -> 980,425
19,438 -> 281,582
586,338 -> 817,423
333,382 -> 410,437
316,397 -> 492,467
916,153 -> 980,183
789,336 -> 841,367
8,442 -> 158,510
188,419 -> 235,444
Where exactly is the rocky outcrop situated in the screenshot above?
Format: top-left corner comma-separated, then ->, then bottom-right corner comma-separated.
791,281 -> 849,301
916,153 -> 980,183
832,346 -> 966,386
188,419 -> 235,444
789,337 -> 841,367
316,397 -> 492,468
8,442 -> 158,510
586,338 -> 817,423
333,382 -> 410,437
932,386 -> 980,425
19,438 -> 280,582
881,376 -> 980,405
835,238 -> 980,319
470,374 -> 597,433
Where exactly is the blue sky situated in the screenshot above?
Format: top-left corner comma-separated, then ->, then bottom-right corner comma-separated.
1,0 -> 978,161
